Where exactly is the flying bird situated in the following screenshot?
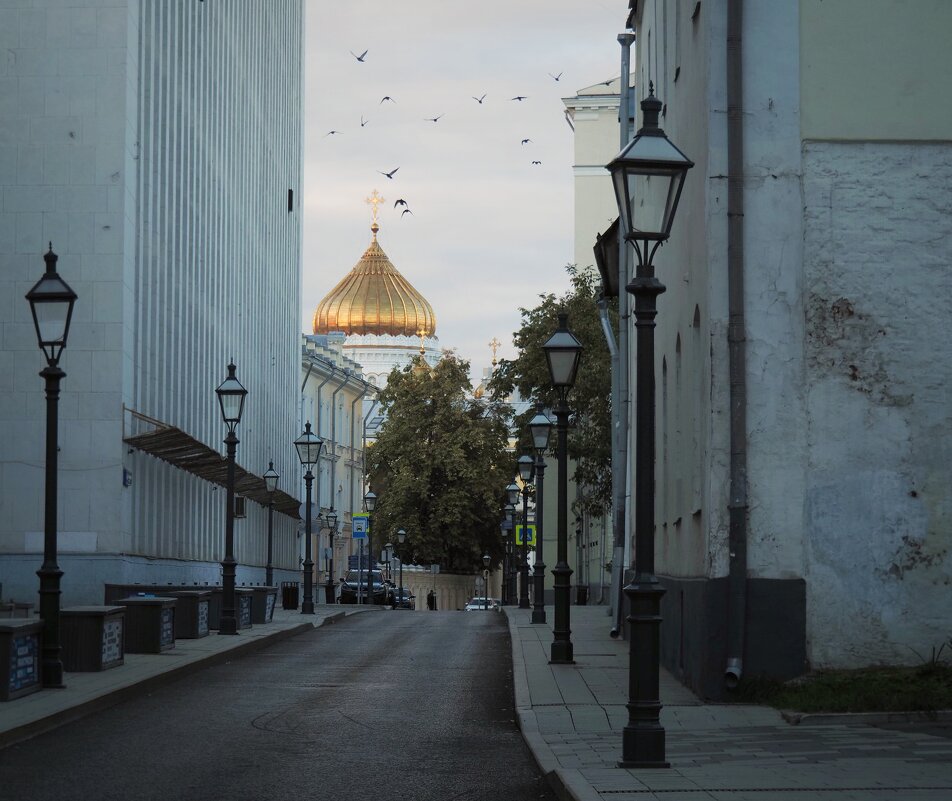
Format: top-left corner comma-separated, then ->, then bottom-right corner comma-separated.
510,96 -> 528,102
472,94 -> 486,104
360,116 -> 368,127
394,199 -> 408,208
380,96 -> 395,104
531,160 -> 542,165
521,138 -> 532,145
425,114 -> 444,122
548,71 -> 563,81
324,130 -> 341,137
378,167 -> 399,179
401,208 -> 413,216
350,49 -> 368,62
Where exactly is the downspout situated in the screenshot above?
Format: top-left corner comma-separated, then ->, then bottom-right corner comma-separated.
725,0 -> 749,689
611,30 -> 635,639
309,366 -> 335,516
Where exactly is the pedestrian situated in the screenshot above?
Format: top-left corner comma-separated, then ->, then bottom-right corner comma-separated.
427,589 -> 435,610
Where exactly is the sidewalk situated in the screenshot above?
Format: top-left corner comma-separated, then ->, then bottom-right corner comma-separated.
506,605 -> 952,801
0,606 -> 367,749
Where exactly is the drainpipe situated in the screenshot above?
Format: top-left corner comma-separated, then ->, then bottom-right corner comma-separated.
308,366 -> 334,513
725,0 -> 749,690
611,30 -> 635,639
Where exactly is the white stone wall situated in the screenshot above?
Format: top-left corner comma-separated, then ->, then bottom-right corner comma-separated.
802,142 -> 952,667
0,0 -> 304,605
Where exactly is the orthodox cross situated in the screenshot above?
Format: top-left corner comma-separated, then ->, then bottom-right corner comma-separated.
489,337 -> 501,366
365,189 -> 385,225
417,327 -> 429,356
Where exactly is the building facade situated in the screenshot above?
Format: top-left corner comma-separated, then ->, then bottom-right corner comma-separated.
630,0 -> 952,698
0,0 -> 305,604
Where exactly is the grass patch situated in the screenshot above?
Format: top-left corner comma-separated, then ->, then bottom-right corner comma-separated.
730,663 -> 952,713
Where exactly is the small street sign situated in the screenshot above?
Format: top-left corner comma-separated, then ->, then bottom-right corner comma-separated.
352,514 -> 369,539
515,524 -> 536,546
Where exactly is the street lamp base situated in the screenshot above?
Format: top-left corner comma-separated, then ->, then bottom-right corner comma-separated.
42,659 -> 65,689
531,608 -> 547,624
619,724 -> 669,768
219,617 -> 238,635
301,601 -> 315,615
549,640 -> 574,664
519,599 -> 531,609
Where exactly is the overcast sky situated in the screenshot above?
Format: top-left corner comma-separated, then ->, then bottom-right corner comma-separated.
303,1 -> 625,382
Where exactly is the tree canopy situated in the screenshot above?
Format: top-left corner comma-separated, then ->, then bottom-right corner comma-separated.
489,264 -> 615,516
366,353 -> 512,572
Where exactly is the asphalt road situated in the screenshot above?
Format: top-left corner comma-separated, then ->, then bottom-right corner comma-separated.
0,610 -> 557,801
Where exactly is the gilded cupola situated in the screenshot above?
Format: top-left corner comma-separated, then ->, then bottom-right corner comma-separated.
312,191 -> 437,338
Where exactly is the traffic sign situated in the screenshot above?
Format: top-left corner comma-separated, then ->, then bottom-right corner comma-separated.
352,514 -> 369,539
515,524 -> 536,546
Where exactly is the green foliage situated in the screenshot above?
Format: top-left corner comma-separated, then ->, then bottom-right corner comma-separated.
488,264 -> 616,516
731,661 -> 952,713
366,353 -> 512,572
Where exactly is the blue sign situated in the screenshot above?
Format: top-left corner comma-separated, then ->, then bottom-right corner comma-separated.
515,525 -> 536,546
352,514 -> 369,539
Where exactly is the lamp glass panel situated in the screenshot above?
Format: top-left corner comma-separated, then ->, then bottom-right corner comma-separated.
294,429 -> 324,466
528,413 -> 552,451
517,455 -> 534,483
364,491 -> 377,511
264,470 -> 279,494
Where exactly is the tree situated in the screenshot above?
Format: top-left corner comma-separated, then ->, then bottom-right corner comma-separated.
489,264 -> 615,516
366,353 -> 513,572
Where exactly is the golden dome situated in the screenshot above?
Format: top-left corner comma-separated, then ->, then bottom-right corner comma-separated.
312,222 -> 437,338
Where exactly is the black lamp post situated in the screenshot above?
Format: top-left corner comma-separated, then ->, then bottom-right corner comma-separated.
505,483 -> 520,607
542,312 -> 584,664
482,553 -> 491,610
263,461 -> 279,587
397,528 -> 406,608
326,508 -> 338,603
499,521 -> 509,606
529,409 -> 553,624
517,455 -> 535,610
215,362 -> 248,635
504,503 -> 516,603
608,83 -> 693,769
364,490 -> 377,603
294,422 -> 324,615
26,244 -> 77,688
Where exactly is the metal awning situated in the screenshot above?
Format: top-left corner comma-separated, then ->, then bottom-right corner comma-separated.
122,407 -> 301,519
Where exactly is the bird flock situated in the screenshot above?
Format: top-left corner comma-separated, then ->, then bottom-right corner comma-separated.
320,46 -> 571,221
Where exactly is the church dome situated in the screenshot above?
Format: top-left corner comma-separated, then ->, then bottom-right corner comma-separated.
312,222 -> 437,338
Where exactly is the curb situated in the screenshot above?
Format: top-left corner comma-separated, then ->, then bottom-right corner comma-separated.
504,609 -> 587,801
0,618 -> 323,750
782,708 -> 952,726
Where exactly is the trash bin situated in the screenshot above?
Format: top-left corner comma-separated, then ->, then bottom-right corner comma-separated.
576,585 -> 588,606
323,582 -> 335,605
282,581 -> 299,610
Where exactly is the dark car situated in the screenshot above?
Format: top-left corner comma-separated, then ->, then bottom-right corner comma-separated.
339,569 -> 389,604
392,588 -> 415,609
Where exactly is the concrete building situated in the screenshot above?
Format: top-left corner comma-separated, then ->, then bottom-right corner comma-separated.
628,0 -> 952,698
300,333 -> 374,594
0,1 -> 305,604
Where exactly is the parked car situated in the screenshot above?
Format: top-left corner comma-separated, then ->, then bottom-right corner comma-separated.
464,596 -> 498,611
392,588 -> 415,609
339,570 -> 389,604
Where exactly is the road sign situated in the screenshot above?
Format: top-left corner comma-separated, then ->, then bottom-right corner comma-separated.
352,514 -> 369,539
515,524 -> 536,546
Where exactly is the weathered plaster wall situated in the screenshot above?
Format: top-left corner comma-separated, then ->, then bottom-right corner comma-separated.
803,142 -> 952,667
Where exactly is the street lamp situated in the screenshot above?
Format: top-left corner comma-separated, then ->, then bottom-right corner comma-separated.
482,554 -> 491,610
397,528 -> 406,609
326,508 -> 338,603
504,503 -> 516,603
26,244 -> 77,688
383,541 -> 393,604
542,312 -> 583,664
215,361 -> 248,635
364,490 -> 377,604
608,83 -> 693,769
263,461 -> 279,587
528,409 -> 553,624
517,455 -> 535,610
294,422 -> 324,615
